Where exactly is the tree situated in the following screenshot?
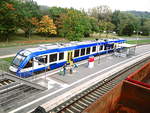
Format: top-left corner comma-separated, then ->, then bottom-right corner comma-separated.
98,21 -> 115,37
89,17 -> 99,33
81,16 -> 92,37
111,10 -> 121,33
88,5 -> 112,22
58,9 -> 92,41
36,15 -> 57,36
111,11 -> 140,36
122,23 -> 135,36
0,0 -> 19,41
17,0 -> 40,38
49,7 -> 68,36
88,5 -> 114,36
49,7 -> 67,21
140,19 -> 150,36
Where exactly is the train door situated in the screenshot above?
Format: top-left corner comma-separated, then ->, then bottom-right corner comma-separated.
67,51 -> 73,63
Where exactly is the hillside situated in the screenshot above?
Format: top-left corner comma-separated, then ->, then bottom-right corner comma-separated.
126,10 -> 150,18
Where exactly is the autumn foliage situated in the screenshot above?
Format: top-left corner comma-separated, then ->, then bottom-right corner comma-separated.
36,15 -> 57,36
6,3 -> 15,10
1,0 -> 149,41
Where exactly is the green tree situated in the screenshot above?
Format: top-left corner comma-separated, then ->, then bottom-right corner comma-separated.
112,11 -> 140,36
81,16 -> 92,37
140,19 -> 150,36
111,10 -> 121,33
0,0 -> 19,41
49,7 -> 67,21
58,9 -> 91,41
99,21 -> 115,37
89,17 -> 99,33
17,0 -> 40,38
122,23 -> 135,36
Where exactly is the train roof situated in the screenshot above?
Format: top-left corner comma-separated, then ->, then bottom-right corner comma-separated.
19,39 -> 126,56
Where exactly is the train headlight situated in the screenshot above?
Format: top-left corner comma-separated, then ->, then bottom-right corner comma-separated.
9,66 -> 17,72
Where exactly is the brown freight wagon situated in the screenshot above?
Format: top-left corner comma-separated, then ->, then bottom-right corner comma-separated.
83,61 -> 150,113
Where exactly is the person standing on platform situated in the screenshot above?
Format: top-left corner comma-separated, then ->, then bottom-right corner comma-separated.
69,58 -> 74,74
63,63 -> 67,76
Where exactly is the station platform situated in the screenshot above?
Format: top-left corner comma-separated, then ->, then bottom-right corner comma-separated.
8,44 -> 150,113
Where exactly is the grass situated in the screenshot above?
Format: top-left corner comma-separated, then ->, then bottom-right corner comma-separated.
2,57 -> 14,63
127,39 -> 150,44
0,57 -> 14,64
0,32 -> 150,48
0,32 -> 70,48
0,57 -> 14,70
0,33 -> 119,48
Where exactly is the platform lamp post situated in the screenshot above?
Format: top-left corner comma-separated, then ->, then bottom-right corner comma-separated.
140,31 -> 143,37
133,30 -> 139,46
103,30 -> 106,38
113,31 -> 116,38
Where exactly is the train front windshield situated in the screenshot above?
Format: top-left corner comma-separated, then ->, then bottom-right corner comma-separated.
12,54 -> 25,67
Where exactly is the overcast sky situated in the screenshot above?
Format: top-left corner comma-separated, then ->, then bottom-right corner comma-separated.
34,0 -> 150,12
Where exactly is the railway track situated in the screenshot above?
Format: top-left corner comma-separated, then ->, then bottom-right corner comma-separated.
0,79 -> 15,86
0,84 -> 42,112
49,56 -> 150,113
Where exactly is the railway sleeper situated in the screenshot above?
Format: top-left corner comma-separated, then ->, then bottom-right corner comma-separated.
87,94 -> 98,100
100,85 -> 112,91
94,90 -> 104,96
0,91 -> 24,103
70,105 -> 82,112
90,92 -> 101,98
59,98 -> 79,110
74,103 -> 85,110
0,85 -> 30,95
80,98 -> 91,106
65,107 -> 77,113
0,86 -> 35,101
81,98 -> 93,104
106,81 -> 117,85
0,88 -> 39,107
85,96 -> 96,102
0,86 -> 31,100
0,93 -> 25,108
96,88 -> 107,94
78,100 -> 89,107
70,104 -> 84,112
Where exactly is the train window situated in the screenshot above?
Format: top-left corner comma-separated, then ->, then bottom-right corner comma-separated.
49,53 -> 57,63
59,52 -> 64,60
74,49 -> 80,57
86,47 -> 90,55
81,48 -> 85,56
107,44 -> 113,49
37,55 -> 48,65
24,58 -> 33,68
92,46 -> 96,52
99,45 -> 103,51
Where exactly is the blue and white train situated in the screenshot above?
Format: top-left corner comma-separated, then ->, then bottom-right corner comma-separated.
9,39 -> 126,77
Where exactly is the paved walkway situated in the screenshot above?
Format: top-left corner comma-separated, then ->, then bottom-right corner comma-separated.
0,45 -> 37,57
